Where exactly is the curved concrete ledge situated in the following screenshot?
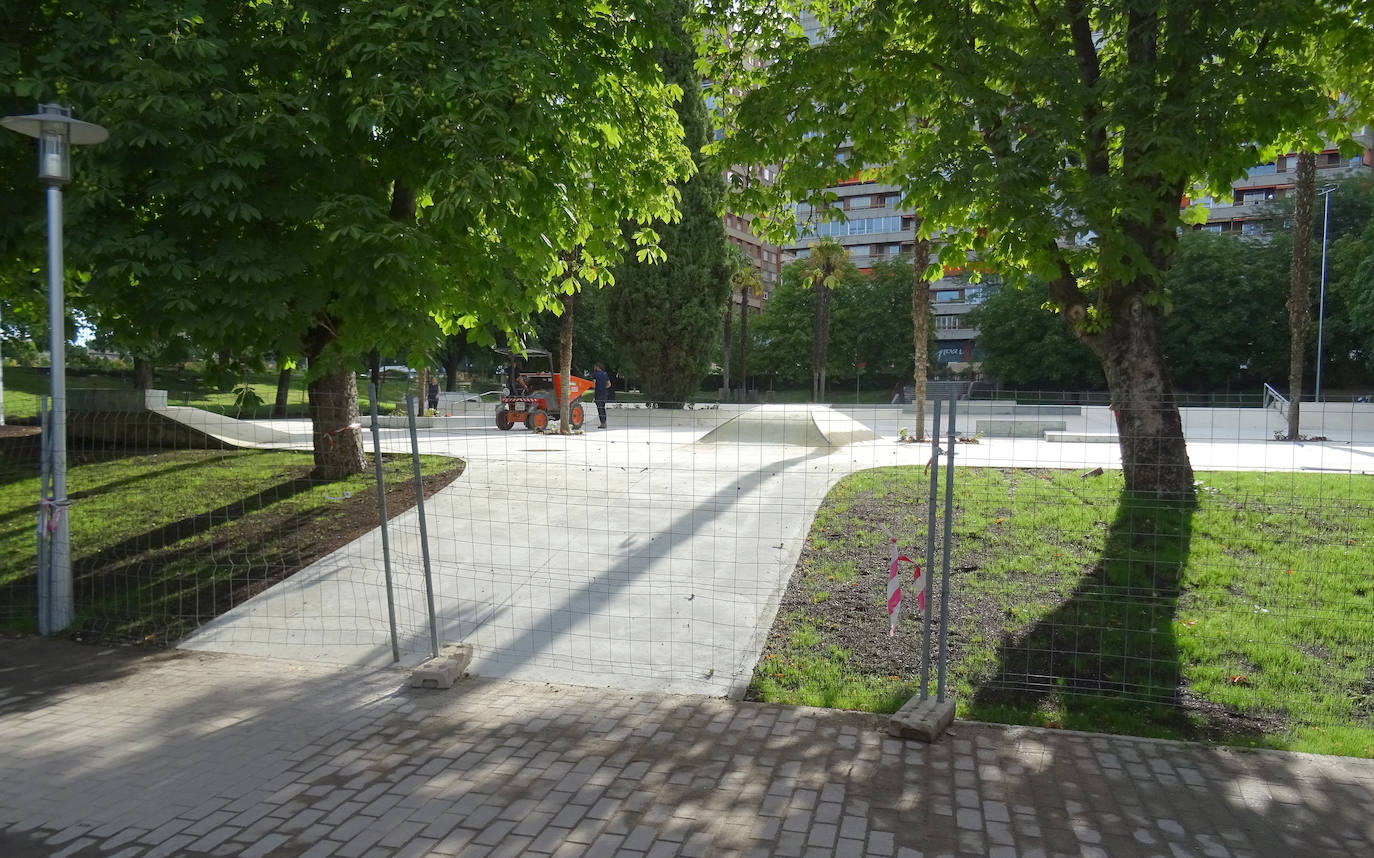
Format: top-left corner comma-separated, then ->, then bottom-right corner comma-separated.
695,405 -> 876,447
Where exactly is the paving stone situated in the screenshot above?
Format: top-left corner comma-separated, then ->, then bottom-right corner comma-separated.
3,645 -> 1373,858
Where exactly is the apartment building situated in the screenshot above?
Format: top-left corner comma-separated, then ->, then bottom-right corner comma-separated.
785,178 -> 992,369
1185,134 -> 1374,235
723,167 -> 784,313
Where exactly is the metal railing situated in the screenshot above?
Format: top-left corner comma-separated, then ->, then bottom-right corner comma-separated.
1262,382 -> 1288,417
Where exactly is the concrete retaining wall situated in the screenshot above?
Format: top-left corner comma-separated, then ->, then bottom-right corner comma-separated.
976,419 -> 1068,438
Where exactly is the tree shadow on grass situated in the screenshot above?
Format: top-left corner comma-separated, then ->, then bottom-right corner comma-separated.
2,463 -> 461,643
967,490 -> 1209,739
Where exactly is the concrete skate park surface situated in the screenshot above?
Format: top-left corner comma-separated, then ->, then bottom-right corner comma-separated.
156,397 -> 1374,697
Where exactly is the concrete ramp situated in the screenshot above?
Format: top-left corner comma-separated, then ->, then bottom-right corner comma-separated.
695,404 -> 876,447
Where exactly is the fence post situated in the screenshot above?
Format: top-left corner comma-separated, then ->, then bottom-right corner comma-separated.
405,392 -> 440,660
937,385 -> 957,702
920,396 -> 942,701
368,382 -> 400,663
36,396 -> 52,632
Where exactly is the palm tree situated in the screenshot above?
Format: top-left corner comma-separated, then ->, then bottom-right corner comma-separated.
735,258 -> 765,400
724,245 -> 765,400
800,237 -> 850,401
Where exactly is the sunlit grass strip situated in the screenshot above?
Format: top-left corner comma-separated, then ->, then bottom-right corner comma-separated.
0,449 -> 461,638
755,466 -> 1374,757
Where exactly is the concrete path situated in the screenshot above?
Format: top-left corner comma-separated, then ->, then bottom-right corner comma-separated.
181,409 -> 863,696
173,402 -> 1374,697
2,638 -> 1371,858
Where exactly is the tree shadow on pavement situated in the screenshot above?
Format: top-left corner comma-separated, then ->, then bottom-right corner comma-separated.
1,640 -> 1371,858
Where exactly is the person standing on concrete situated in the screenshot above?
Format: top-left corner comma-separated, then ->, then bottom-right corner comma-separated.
593,364 -> 610,429
426,376 -> 439,413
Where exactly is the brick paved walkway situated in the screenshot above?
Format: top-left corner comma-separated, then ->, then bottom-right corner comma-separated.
1,639 -> 1371,858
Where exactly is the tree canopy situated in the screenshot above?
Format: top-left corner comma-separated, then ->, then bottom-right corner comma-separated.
753,254 -> 924,389
3,0 -> 693,472
608,0 -> 730,406
697,0 -> 1374,496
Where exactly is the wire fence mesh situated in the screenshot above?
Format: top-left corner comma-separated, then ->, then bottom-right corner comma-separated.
2,380 -> 1371,738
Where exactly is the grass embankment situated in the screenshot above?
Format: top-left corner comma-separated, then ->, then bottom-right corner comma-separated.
0,448 -> 463,641
2,366 -> 424,421
754,467 -> 1374,757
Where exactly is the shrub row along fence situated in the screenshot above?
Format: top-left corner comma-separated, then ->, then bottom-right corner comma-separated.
1,384 -> 1370,743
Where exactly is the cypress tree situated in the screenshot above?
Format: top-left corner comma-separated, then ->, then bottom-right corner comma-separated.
608,1 -> 729,406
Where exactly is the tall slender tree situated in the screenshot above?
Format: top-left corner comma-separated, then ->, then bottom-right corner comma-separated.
909,218 -> 932,438
735,257 -> 765,399
798,238 -> 851,401
1286,152 -> 1317,439
609,0 -> 731,406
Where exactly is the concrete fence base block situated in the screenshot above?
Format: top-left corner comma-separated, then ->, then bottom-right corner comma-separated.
409,643 -> 473,690
888,694 -> 956,742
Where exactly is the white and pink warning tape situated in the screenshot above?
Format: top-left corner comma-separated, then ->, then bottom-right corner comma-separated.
884,528 -> 924,637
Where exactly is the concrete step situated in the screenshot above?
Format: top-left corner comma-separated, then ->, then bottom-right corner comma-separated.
1045,431 -> 1120,444
902,401 -> 1083,417
976,419 -> 1067,437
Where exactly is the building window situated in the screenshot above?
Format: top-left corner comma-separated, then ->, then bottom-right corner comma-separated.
1325,152 -> 1341,166
797,216 -> 903,239
934,290 -> 962,303
1241,222 -> 1264,235
934,315 -> 961,330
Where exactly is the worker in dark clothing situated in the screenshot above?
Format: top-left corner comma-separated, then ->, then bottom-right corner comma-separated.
593,364 -> 610,429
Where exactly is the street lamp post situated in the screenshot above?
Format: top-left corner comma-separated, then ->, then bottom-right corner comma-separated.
1314,184 -> 1337,403
2,104 -> 108,634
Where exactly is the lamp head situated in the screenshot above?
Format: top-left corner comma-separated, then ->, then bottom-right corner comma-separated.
1,103 -> 108,186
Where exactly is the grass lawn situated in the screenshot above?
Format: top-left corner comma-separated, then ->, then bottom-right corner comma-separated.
0,447 -> 463,641
752,466 -> 1374,757
3,366 -> 430,422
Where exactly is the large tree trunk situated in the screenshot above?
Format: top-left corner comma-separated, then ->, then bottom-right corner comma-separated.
558,289 -> 576,433
1094,300 -> 1194,498
721,295 -> 733,397
910,225 -> 932,440
306,366 -> 366,479
303,323 -> 366,479
132,357 -> 154,391
442,334 -> 463,391
1286,151 -> 1316,440
273,367 -> 292,418
738,286 -> 750,399
1047,251 -> 1194,499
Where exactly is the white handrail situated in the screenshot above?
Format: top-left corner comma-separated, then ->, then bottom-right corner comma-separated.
1263,383 -> 1288,417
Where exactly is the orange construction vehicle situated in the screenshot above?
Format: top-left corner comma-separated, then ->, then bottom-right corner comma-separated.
494,348 -> 593,432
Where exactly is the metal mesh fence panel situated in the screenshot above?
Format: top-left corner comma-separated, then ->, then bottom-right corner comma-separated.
2,379 -> 1370,738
